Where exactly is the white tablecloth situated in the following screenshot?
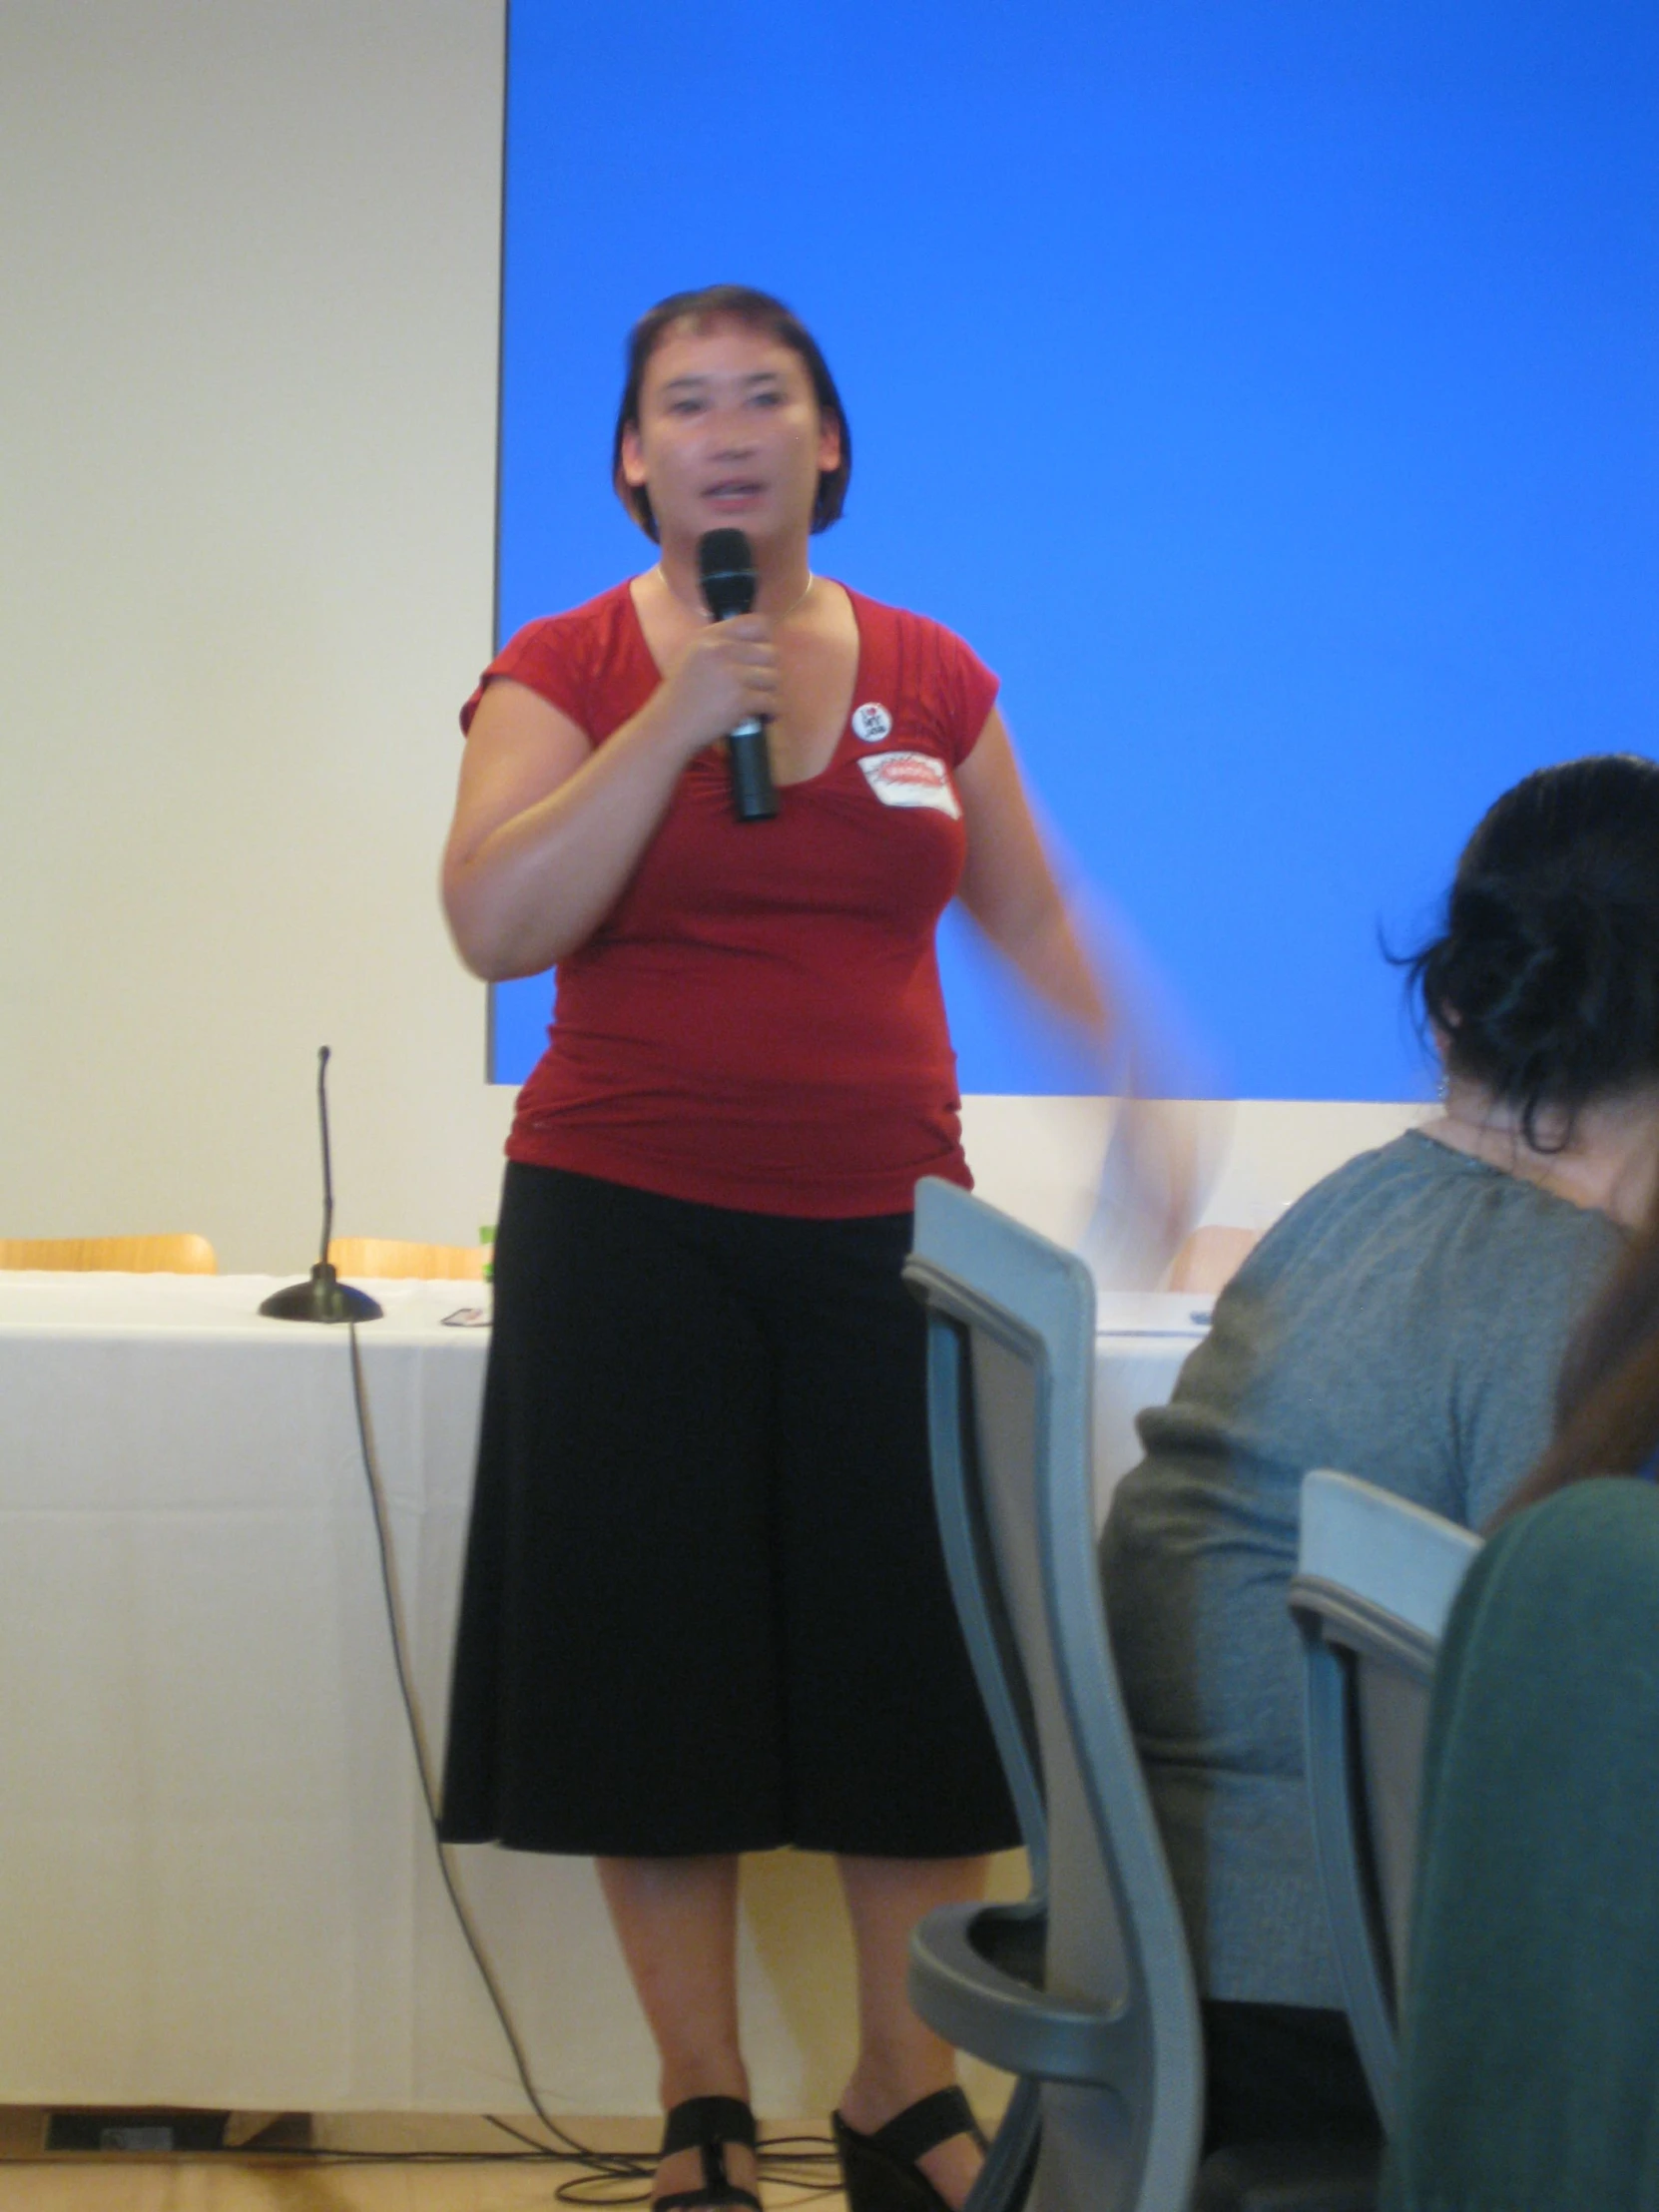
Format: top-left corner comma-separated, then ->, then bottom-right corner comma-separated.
0,1273 -> 1205,2114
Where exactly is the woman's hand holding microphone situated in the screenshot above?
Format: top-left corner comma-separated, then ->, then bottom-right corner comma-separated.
650,613 -> 779,766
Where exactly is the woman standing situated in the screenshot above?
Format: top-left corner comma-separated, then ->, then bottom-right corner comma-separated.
438,285 -> 1116,2212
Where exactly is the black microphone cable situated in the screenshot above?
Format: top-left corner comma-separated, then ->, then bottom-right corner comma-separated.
340,1319 -> 840,2203
23,1345 -> 836,2190
235,1045 -> 832,2189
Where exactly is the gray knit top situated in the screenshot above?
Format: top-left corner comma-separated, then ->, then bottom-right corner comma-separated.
1100,1130 -> 1623,2007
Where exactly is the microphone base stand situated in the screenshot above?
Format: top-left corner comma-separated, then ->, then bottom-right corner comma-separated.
259,1262 -> 383,1324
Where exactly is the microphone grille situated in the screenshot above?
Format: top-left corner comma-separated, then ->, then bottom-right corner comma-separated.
698,528 -> 756,619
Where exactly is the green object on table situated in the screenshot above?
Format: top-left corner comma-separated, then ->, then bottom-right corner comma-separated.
480,1224 -> 495,1284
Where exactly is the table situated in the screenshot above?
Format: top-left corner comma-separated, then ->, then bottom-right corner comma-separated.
0,1273 -> 1206,2115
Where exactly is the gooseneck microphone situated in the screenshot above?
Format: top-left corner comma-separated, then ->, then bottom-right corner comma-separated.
697,528 -> 780,824
259,1046 -> 384,1323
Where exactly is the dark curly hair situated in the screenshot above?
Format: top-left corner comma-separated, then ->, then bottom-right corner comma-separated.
611,283 -> 851,543
1404,754 -> 1659,1146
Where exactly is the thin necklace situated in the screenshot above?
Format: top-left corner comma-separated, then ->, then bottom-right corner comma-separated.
657,564 -> 816,621
1427,1110 -> 1589,1208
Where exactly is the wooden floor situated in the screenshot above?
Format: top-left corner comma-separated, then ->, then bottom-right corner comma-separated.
0,2112 -> 847,2211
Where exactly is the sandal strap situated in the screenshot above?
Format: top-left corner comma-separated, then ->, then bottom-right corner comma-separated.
860,2086 -> 986,2165
661,2096 -> 759,2159
657,2096 -> 763,2212
657,2187 -> 763,2212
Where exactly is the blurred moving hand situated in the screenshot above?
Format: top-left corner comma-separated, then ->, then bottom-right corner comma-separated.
1082,1094 -> 1231,1292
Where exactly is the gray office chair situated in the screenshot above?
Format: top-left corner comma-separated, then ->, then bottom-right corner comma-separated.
903,1176 -> 1202,2212
1288,1471 -> 1481,2131
905,1183 -> 1378,2212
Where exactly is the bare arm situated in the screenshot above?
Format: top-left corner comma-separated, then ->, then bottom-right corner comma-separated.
955,710 -> 1212,1267
441,612 -> 779,979
952,707 -> 1116,1055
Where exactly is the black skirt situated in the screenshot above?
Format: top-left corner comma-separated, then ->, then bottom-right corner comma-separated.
438,1163 -> 1019,1859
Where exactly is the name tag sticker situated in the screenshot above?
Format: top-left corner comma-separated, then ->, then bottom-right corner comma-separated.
858,751 -> 962,820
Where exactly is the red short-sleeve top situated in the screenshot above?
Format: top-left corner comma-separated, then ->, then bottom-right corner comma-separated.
461,580 -> 997,1217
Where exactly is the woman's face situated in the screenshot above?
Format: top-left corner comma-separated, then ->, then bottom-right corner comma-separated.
620,315 -> 840,551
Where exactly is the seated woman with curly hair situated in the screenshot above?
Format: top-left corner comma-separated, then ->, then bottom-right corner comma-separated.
1101,752 -> 1659,2157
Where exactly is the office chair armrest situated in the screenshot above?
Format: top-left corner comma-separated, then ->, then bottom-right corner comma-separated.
908,1901 -> 1134,2086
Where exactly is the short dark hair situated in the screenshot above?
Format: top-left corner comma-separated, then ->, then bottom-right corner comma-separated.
611,284 -> 851,542
1403,753 -> 1659,1145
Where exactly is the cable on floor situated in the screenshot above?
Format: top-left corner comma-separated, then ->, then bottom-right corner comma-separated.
344,1320 -> 841,2206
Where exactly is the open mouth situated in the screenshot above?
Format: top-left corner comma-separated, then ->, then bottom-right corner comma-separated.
703,479 -> 764,507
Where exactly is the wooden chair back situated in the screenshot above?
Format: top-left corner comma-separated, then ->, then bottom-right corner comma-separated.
327,1238 -> 486,1281
0,1235 -> 218,1274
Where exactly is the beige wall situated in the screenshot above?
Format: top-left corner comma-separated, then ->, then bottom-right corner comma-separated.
0,0 -> 512,1273
962,1095 -> 1424,1251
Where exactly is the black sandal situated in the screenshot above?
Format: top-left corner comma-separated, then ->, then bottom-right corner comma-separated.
831,2086 -> 987,2212
655,2095 -> 763,2212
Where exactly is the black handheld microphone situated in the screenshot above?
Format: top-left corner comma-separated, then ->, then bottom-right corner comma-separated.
697,528 -> 780,824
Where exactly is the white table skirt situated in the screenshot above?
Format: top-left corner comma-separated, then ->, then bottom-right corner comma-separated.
0,1273 -> 1206,2114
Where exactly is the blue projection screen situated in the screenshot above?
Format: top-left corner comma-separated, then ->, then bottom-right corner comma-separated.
486,1 -> 1657,1098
